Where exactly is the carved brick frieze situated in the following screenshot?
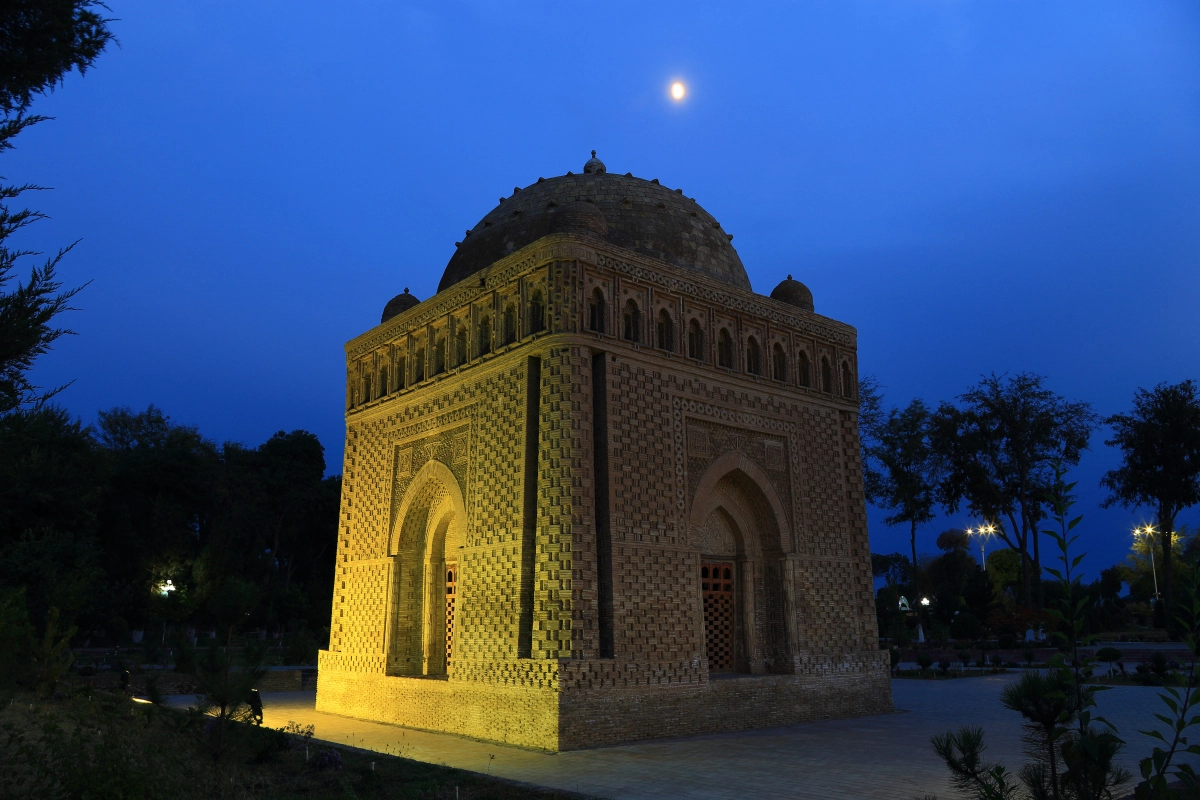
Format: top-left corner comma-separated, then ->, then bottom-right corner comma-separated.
387,415 -> 472,539
346,235 -> 854,359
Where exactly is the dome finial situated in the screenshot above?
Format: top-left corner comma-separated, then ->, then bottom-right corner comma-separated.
584,150 -> 606,174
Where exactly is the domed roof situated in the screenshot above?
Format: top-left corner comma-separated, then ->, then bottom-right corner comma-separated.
439,153 -> 749,292
381,287 -> 420,323
770,275 -> 814,313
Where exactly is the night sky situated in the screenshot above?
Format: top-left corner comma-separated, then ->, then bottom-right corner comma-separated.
12,2 -> 1200,575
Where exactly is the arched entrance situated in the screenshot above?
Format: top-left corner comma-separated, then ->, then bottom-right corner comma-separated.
387,460 -> 466,677
690,455 -> 794,675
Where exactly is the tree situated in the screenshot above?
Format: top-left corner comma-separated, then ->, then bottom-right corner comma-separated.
0,1 -> 114,413
858,374 -> 886,497
94,406 -> 219,629
1102,380 -> 1200,628
871,552 -> 913,588
930,373 -> 1095,608
861,384 -> 939,578
0,1 -> 114,114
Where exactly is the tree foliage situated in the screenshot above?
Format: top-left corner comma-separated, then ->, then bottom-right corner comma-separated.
860,379 -> 939,578
1102,380 -> 1200,627
0,0 -> 114,114
0,1 -> 114,413
930,373 -> 1095,608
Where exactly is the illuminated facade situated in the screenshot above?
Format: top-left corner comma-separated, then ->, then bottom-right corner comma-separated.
316,153 -> 891,750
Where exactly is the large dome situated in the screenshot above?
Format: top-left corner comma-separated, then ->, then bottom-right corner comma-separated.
439,153 -> 750,292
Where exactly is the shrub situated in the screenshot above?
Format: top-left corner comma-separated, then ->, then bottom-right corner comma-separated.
938,659 -> 951,676
917,652 -> 934,672
956,649 -> 971,669
312,747 -> 342,771
950,611 -> 983,640
1149,653 -> 1172,681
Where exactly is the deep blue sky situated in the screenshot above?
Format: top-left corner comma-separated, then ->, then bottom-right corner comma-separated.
12,2 -> 1200,575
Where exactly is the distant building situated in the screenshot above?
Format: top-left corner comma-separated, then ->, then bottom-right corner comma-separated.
316,153 -> 891,750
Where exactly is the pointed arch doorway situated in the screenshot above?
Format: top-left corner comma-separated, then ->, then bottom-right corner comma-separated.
691,454 -> 795,675
387,460 -> 466,677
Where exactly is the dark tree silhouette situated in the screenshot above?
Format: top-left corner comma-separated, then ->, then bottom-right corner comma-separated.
863,392 -> 939,577
930,373 -> 1095,608
0,0 -> 114,412
1102,380 -> 1200,627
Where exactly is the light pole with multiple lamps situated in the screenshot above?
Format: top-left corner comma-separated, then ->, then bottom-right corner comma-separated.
967,523 -> 998,567
1133,524 -> 1160,602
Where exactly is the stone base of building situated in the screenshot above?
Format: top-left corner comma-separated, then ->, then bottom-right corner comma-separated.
316,650 -> 893,751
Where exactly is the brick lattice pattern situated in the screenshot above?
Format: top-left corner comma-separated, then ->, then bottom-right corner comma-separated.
316,177 -> 892,750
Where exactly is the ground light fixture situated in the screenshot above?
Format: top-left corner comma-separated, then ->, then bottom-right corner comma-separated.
157,579 -> 176,597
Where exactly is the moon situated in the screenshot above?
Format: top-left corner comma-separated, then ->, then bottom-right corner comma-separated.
670,81 -> 686,101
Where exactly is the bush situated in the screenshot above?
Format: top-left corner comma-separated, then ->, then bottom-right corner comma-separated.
917,652 -> 934,671
284,629 -> 317,666
956,649 -> 971,669
938,659 -> 951,675
950,611 -> 983,640
172,636 -> 196,674
1149,653 -> 1172,681
312,747 -> 342,771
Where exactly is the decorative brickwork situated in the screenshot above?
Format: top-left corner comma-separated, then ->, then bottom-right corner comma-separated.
317,163 -> 891,750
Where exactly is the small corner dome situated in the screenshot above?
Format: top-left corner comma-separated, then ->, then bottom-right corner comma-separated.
381,288 -> 419,323
770,275 -> 814,313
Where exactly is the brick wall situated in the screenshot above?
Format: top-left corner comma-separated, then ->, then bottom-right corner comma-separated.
318,234 -> 890,750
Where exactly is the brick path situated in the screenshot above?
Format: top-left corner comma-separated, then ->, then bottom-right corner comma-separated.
171,674 -> 1200,799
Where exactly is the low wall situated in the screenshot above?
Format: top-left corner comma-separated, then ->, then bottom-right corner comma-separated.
315,659 -> 561,750
559,664 -> 894,749
317,649 -> 893,751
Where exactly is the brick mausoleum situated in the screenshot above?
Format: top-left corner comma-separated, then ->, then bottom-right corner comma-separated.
315,152 -> 892,750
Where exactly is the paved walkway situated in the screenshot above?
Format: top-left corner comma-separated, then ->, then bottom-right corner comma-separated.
169,675 -> 1200,799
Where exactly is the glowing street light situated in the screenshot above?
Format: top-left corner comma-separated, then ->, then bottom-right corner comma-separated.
968,523 -> 998,566
1134,524 -> 1161,601
920,596 -> 931,607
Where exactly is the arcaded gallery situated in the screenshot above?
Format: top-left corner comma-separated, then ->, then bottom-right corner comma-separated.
315,153 -> 892,750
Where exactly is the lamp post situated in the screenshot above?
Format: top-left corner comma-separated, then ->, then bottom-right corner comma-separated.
968,523 -> 997,566
1134,524 -> 1159,601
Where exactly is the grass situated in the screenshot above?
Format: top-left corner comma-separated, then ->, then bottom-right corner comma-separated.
0,688 -> 588,799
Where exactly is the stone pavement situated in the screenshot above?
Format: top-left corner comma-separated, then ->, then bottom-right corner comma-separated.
169,675 -> 1200,799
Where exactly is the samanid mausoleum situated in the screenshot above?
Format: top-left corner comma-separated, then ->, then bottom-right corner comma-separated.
315,152 -> 892,750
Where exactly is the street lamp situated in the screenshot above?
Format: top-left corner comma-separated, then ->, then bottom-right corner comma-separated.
1134,525 -> 1160,601
967,523 -> 997,566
